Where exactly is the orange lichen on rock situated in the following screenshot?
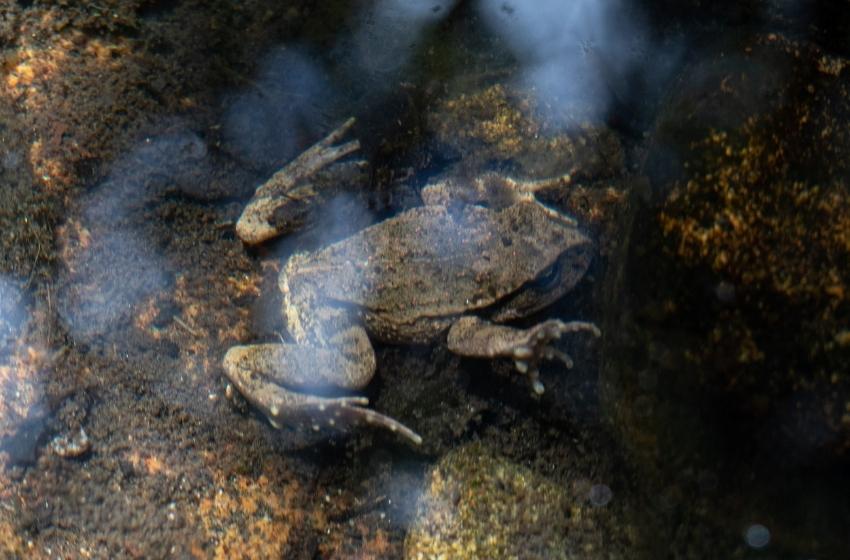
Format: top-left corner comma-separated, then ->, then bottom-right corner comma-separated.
318,522 -> 395,560
0,30 -> 159,189
660,127 -> 850,306
652,43 -> 850,449
436,84 -> 538,158
195,462 -> 308,560
429,83 -> 624,178
125,450 -> 175,478
0,516 -> 29,558
166,266 -> 259,382
3,46 -> 65,92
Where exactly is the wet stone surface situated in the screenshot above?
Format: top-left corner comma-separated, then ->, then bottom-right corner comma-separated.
405,441 -> 636,559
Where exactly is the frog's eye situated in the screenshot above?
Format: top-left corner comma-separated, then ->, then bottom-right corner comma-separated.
530,259 -> 562,291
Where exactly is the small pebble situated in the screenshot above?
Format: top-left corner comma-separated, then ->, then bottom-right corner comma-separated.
50,428 -> 92,458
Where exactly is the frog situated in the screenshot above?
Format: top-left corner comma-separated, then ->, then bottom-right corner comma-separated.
222,118 -> 600,445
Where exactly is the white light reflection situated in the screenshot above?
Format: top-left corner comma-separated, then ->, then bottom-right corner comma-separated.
588,483 -> 614,507
57,131 -> 206,339
346,0 -> 457,80
0,276 -> 25,347
744,523 -> 771,549
223,47 -> 340,167
477,0 -> 651,126
0,275 -> 47,466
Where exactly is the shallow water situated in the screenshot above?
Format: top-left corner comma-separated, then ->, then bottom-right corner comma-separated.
0,1 -> 848,558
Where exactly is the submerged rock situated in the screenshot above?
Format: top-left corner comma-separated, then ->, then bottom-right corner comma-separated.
599,31 -> 850,559
405,442 -> 629,560
638,31 -> 850,461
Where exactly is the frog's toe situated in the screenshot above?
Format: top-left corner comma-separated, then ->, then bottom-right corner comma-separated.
514,353 -> 567,395
511,320 -> 600,393
534,319 -> 601,340
513,344 -> 572,369
305,399 -> 422,445
543,346 -> 574,368
336,404 -> 423,445
528,368 -> 545,395
559,321 -> 601,338
512,345 -> 534,360
529,320 -> 601,353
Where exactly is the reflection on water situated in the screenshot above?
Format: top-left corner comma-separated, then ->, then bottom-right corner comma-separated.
0,275 -> 53,468
0,277 -> 26,347
0,0 -> 848,557
478,0 -> 653,125
223,46 -> 342,166
347,0 -> 458,79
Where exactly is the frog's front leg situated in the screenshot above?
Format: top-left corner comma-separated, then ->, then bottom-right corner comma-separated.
236,118 -> 364,244
446,316 -> 601,395
222,330 -> 422,445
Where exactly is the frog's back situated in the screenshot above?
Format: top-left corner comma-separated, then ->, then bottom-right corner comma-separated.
308,203 -> 585,323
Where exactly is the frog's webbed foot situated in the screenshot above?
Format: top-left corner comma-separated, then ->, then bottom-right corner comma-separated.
335,401 -> 423,445
227,376 -> 422,445
447,316 -> 601,395
236,118 -> 364,244
510,319 -> 601,394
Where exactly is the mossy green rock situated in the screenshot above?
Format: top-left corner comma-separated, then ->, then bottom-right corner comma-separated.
405,442 -> 617,560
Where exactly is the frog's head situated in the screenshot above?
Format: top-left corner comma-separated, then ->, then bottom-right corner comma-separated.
488,200 -> 593,322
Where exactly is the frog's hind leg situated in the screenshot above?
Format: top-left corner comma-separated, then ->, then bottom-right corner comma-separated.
446,316 -> 601,395
497,173 -> 576,195
222,342 -> 422,444
236,117 -> 364,244
478,173 -> 580,225
224,336 -> 376,392
420,171 -> 578,224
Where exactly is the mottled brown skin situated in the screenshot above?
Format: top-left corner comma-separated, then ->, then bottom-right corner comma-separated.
223,120 -> 600,444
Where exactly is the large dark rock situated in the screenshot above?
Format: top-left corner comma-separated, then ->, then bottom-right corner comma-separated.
600,32 -> 850,558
